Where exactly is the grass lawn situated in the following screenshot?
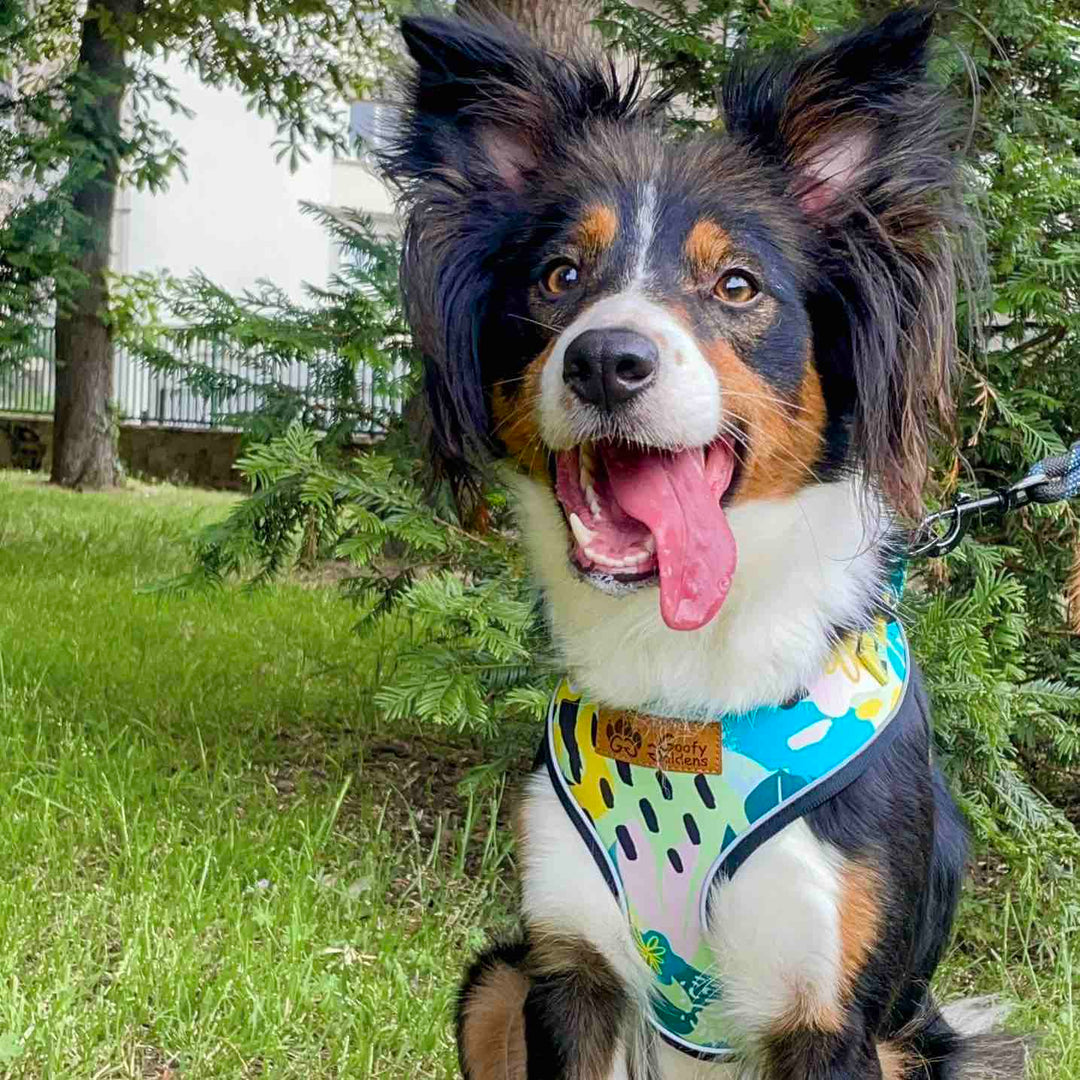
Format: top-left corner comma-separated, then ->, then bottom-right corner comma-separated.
0,470 -> 1074,1078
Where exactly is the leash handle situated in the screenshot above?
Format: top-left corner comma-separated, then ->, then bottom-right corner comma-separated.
911,439 -> 1080,558
1023,441 -> 1080,505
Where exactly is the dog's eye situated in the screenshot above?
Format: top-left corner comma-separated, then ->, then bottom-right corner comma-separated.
714,271 -> 760,305
541,260 -> 581,296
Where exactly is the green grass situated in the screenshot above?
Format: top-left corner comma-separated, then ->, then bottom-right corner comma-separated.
0,472 -> 518,1078
0,470 -> 1074,1078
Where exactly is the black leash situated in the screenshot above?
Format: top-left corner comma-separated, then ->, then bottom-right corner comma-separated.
910,440 -> 1080,558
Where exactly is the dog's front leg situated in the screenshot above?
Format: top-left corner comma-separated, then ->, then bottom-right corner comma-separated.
457,933 -> 639,1080
459,769 -> 651,1080
457,940 -> 532,1080
524,933 -> 637,1079
707,819 -> 896,1080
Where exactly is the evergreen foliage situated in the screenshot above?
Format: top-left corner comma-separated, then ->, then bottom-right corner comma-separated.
170,420 -> 548,733
150,211 -> 549,732
0,0 -> 403,487
119,207 -> 412,443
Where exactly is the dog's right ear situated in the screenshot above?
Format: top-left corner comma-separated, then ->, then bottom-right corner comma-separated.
384,17 -> 559,492
383,17 -> 650,496
388,16 -> 642,195
391,16 -> 545,194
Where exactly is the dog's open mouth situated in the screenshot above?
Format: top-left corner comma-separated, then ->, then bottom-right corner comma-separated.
554,439 -> 738,632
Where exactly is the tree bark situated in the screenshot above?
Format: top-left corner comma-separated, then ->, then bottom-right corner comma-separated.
458,0 -> 601,52
51,0 -> 134,489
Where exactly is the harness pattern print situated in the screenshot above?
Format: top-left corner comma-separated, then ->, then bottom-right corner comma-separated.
546,616 -> 910,1056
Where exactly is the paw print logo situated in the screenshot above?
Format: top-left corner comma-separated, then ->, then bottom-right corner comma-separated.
607,716 -> 643,759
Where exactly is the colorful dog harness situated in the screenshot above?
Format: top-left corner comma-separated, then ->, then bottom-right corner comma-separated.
541,613 -> 913,1059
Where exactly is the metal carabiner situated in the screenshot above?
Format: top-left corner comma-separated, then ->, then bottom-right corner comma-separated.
911,471 -> 1058,558
909,494 -> 975,558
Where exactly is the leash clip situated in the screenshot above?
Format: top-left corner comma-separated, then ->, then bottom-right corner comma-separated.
910,493 -> 978,558
911,440 -> 1079,559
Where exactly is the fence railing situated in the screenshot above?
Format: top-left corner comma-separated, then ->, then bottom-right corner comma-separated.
1,326 -> 55,416
0,325 -> 406,434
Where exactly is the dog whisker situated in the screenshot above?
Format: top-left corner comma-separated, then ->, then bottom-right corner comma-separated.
507,312 -> 562,334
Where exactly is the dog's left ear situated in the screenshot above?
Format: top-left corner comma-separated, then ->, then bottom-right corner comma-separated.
723,7 -> 940,218
724,7 -> 970,518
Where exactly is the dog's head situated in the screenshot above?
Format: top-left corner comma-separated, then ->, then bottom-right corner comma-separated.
384,9 -> 966,635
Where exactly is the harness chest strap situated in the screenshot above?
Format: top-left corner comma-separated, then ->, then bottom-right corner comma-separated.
541,616 -> 913,1059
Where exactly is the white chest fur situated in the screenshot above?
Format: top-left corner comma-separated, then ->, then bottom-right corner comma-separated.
519,770 -> 848,1078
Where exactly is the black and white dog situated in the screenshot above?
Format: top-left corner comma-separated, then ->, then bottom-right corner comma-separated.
383,9 -> 1024,1078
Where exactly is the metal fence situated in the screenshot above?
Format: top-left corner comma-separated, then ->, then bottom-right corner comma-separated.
0,325 -> 406,433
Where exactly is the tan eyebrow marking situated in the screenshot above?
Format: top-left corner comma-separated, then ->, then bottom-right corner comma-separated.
684,220 -> 734,277
575,204 -> 618,257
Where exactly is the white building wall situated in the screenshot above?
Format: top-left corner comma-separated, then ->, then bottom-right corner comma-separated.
102,61 -> 402,426
331,158 -> 396,231
113,58 -> 396,301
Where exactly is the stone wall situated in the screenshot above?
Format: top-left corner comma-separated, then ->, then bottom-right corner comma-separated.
119,424 -> 244,489
0,415 -> 245,489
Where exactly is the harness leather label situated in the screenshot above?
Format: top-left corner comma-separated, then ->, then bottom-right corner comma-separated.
596,711 -> 723,775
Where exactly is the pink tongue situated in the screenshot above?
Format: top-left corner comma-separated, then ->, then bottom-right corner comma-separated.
603,443 -> 737,631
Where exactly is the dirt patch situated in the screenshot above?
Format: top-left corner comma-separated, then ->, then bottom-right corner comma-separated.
260,719 -> 535,870
290,559 -> 359,588
135,1045 -> 182,1079
355,733 -> 534,875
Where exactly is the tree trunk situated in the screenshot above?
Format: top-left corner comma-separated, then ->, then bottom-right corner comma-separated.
51,0 -> 134,489
458,0 -> 601,52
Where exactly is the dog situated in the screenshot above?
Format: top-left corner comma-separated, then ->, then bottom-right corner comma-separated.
383,9 -> 1027,1078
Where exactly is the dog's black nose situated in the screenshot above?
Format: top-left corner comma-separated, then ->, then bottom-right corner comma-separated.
562,328 -> 658,409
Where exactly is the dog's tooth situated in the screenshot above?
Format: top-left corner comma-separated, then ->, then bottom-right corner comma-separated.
577,442 -> 606,519
643,536 -> 656,555
580,454 -> 594,488
585,483 -> 603,520
586,548 -> 620,569
579,441 -> 594,475
587,547 -> 645,570
569,512 -> 598,549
